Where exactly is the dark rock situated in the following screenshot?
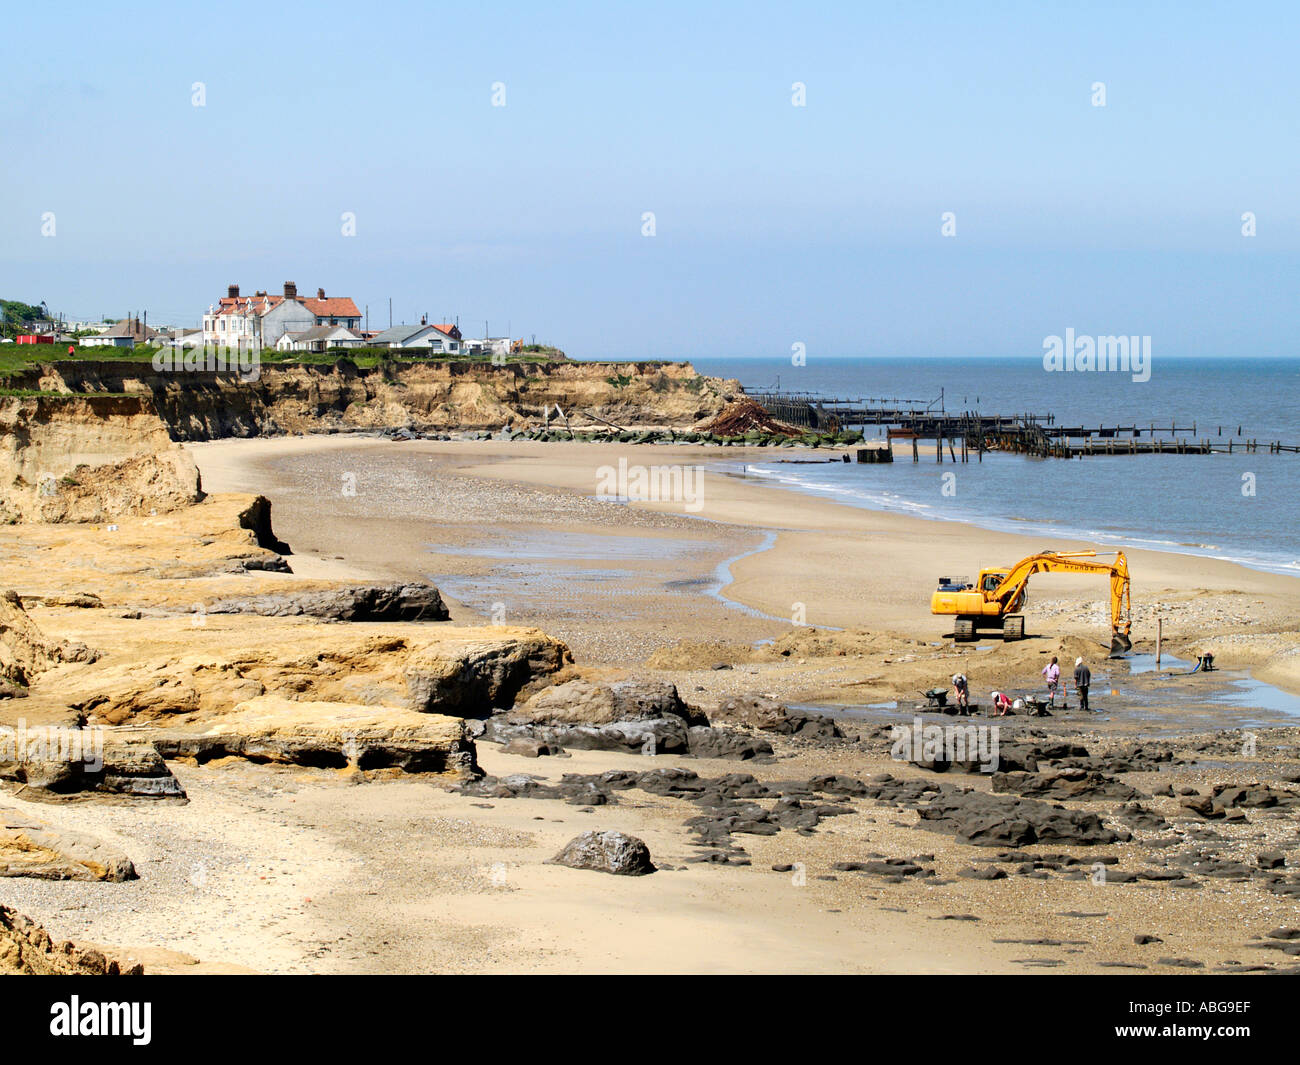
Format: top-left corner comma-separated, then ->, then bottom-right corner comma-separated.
686,726 -> 774,761
1114,802 -> 1170,831
917,788 -> 1121,847
992,768 -> 1143,802
958,865 -> 1007,880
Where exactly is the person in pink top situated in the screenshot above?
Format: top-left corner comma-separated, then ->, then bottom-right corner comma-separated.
1042,656 -> 1061,706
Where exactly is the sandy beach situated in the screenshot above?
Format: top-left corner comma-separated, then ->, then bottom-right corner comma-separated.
191,434 -> 1300,696
4,432 -> 1300,976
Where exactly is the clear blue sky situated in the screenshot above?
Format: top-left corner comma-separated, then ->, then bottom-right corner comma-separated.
3,1 -> 1297,358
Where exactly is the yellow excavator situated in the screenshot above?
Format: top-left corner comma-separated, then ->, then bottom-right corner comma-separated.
930,550 -> 1133,657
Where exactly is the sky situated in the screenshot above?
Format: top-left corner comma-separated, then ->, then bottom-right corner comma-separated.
2,1 -> 1298,359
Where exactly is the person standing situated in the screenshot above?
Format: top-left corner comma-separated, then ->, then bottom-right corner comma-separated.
951,672 -> 969,713
1042,656 -> 1061,707
1074,657 -> 1092,711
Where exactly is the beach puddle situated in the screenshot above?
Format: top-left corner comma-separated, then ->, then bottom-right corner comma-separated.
1119,653 -> 1300,718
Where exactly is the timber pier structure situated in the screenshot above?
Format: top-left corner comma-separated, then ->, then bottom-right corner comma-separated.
750,390 -> 1297,461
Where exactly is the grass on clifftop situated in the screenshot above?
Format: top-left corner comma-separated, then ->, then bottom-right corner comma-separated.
0,343 -> 568,376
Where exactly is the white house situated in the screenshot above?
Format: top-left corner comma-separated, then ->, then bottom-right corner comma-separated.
79,317 -> 157,348
275,325 -> 365,353
202,283 -> 362,349
368,322 -> 461,353
157,328 -> 205,349
80,334 -> 135,349
462,337 -> 512,357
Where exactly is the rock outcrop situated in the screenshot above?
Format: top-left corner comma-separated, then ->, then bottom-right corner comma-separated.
0,731 -> 185,799
0,904 -> 143,974
205,582 -> 448,622
484,679 -> 772,760
916,788 -> 1124,847
0,590 -> 98,687
0,815 -> 136,881
152,696 -> 479,777
711,694 -> 843,740
0,394 -> 201,523
63,627 -> 571,726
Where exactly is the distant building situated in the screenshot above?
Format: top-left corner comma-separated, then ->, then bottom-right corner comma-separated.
79,335 -> 135,349
462,337 -> 512,357
80,317 -> 158,348
202,283 -> 361,349
368,322 -> 461,353
275,325 -> 365,353
158,328 -> 205,349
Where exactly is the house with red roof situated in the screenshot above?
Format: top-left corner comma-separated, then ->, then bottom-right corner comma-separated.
202,282 -> 362,349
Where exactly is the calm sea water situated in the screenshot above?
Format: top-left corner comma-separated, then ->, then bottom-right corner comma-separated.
692,356 -> 1300,577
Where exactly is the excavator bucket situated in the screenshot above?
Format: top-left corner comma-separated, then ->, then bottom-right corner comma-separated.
1108,631 -> 1132,658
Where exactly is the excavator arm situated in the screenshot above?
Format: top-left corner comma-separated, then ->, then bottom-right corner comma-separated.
991,551 -> 1132,655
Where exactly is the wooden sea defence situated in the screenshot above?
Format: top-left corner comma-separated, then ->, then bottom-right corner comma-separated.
752,392 -> 1298,462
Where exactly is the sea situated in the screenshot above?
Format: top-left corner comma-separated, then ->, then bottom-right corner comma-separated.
691,356 -> 1300,578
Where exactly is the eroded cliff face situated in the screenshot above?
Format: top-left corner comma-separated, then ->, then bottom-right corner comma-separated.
10,359 -> 734,440
0,395 -> 202,523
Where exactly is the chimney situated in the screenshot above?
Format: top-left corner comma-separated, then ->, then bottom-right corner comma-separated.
284,281 -> 297,300
228,284 -> 240,299
421,313 -> 427,325
317,288 -> 325,300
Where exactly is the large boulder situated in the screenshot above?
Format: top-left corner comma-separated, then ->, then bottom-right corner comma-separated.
549,831 -> 656,876
711,694 -> 841,739
404,629 -> 572,716
516,678 -> 700,726
65,628 -> 572,726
